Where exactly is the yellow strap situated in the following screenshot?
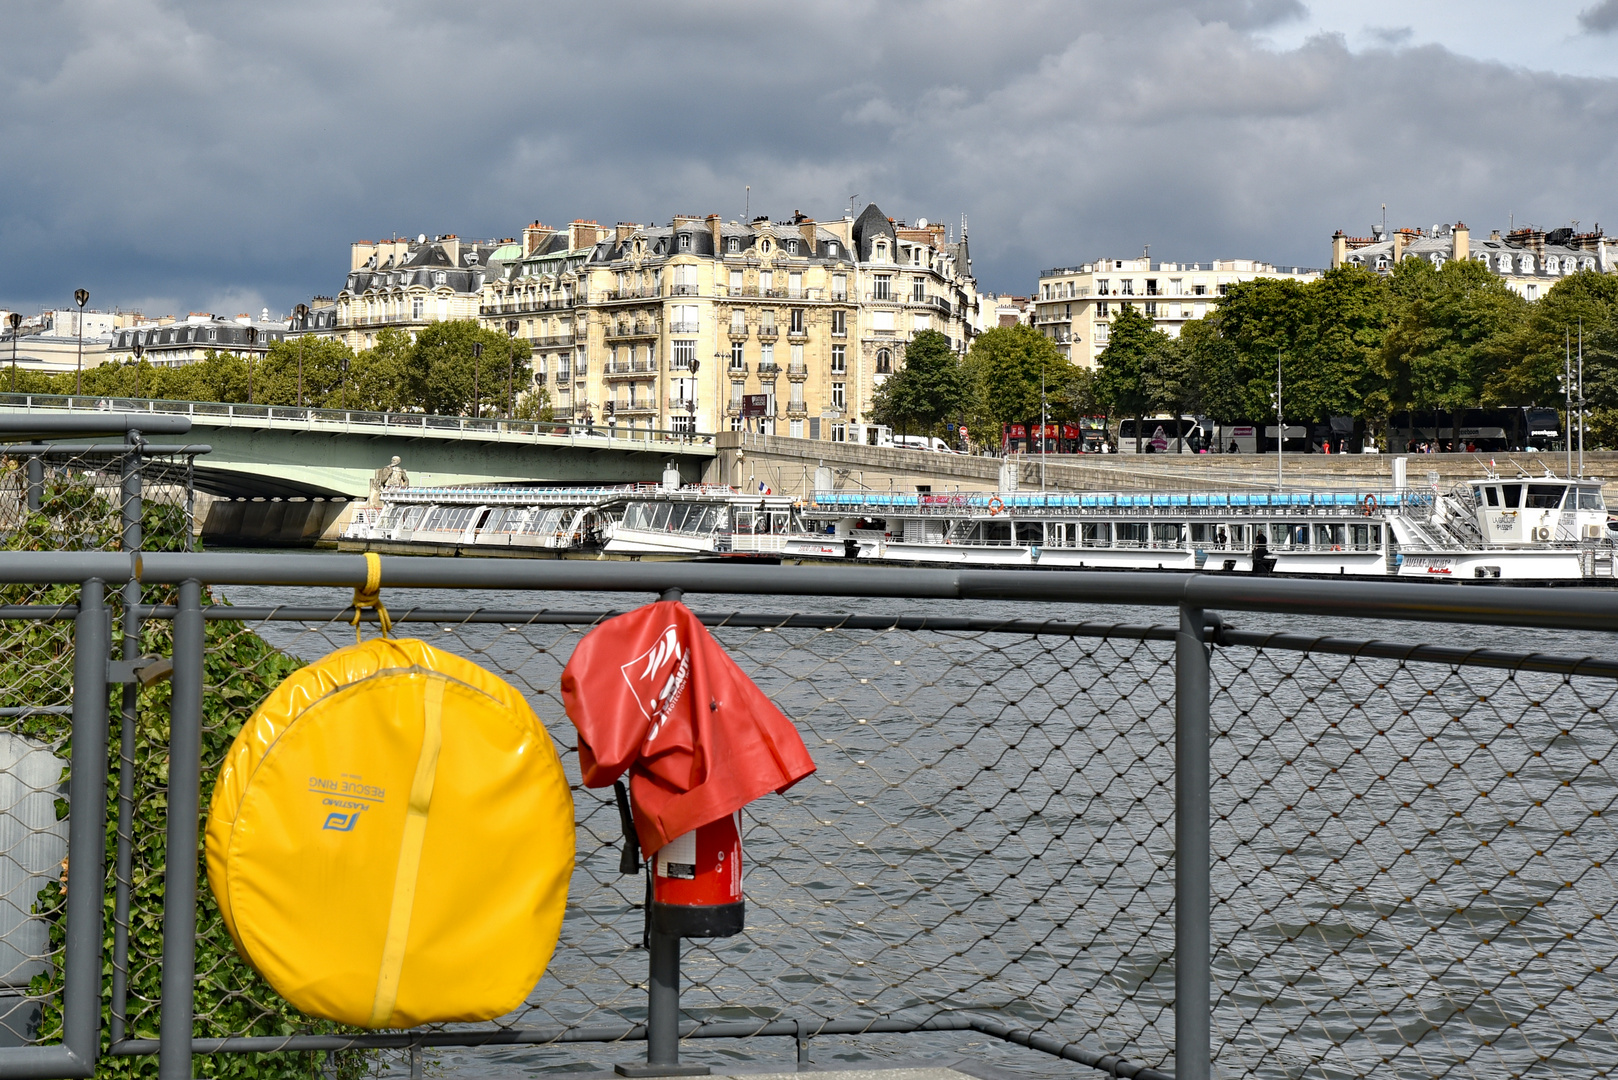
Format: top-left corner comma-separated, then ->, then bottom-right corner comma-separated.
367,674 -> 445,1027
351,552 -> 392,644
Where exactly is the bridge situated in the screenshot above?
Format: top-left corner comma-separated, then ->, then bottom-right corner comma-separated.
0,394 -> 717,500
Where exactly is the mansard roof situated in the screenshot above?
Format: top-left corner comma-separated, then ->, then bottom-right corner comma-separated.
851,203 -> 897,262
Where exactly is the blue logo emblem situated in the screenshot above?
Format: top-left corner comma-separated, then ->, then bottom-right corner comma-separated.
323,812 -> 361,831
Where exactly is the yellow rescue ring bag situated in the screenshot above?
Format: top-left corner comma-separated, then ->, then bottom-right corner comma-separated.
205,637 -> 574,1028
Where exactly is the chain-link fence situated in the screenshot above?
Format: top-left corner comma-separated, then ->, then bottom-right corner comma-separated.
1,482 -> 1617,1078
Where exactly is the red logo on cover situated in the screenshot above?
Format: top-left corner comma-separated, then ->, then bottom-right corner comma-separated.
622,625 -> 691,740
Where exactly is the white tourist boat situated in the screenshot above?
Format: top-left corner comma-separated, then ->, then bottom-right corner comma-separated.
784,466 -> 1618,582
341,478 -> 803,559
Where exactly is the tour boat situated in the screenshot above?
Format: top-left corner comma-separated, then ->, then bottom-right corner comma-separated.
783,467 -> 1617,582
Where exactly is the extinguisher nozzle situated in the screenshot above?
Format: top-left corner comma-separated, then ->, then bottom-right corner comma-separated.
613,781 -> 641,875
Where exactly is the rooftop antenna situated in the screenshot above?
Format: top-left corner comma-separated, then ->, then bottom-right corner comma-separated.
1143,243 -> 1150,259
1381,203 -> 1387,235
848,193 -> 859,218
745,185 -> 750,221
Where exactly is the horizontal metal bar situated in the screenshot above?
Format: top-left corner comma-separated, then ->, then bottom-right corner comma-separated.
0,414 -> 190,436
0,605 -> 78,620
1217,628 -> 1618,679
0,1043 -> 94,1079
0,444 -> 210,456
0,705 -> 71,717
0,553 -> 1615,633
107,1013 -> 1170,1079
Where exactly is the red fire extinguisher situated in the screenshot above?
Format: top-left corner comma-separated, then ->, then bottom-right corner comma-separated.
649,812 -> 744,938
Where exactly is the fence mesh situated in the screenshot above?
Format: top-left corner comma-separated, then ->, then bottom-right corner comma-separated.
2,568 -> 1617,1078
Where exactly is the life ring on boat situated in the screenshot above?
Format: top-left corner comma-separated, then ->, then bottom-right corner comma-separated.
987,497 -> 1005,516
1361,494 -> 1377,516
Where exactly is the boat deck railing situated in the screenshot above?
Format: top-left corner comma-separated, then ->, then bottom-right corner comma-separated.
811,488 -> 1432,515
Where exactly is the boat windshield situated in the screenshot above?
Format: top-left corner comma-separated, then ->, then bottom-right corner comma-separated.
1525,484 -> 1566,509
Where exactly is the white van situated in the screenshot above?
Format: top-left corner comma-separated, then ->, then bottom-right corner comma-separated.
893,435 -> 953,453
1114,416 -> 1209,453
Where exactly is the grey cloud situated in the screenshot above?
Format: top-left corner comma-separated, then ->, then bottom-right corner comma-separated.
1365,25 -> 1415,47
1580,0 -> 1618,33
0,1 -> 1615,313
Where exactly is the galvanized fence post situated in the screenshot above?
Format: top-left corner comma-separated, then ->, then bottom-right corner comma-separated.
158,581 -> 203,1080
109,431 -> 142,1043
1175,603 -> 1211,1080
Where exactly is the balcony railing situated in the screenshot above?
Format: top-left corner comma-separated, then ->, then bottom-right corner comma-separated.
727,324 -> 748,338
532,333 -> 575,348
670,284 -> 701,296
787,363 -> 808,377
668,321 -> 700,334
757,326 -> 778,340
757,362 -> 780,378
606,323 -> 659,340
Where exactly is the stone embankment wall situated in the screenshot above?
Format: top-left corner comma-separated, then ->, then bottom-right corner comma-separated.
706,432 -> 1618,500
194,491 -> 356,546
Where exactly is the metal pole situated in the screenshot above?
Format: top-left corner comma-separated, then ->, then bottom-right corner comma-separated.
645,930 -> 681,1068
1578,318 -> 1585,479
1175,603 -> 1211,1080
159,580 -> 204,1080
1566,329 -> 1572,479
60,578 -> 111,1073
25,456 -> 42,513
1276,353 -> 1283,491
109,430 -> 143,1043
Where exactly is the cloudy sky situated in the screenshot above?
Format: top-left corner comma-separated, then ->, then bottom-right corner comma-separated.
3,0 -> 1616,318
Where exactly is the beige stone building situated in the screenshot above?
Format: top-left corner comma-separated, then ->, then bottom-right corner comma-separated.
479,204 -> 979,439
1035,257 -> 1321,367
1330,222 -> 1617,301
333,235 -> 508,351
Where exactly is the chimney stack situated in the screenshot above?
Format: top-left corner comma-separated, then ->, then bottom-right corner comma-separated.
707,213 -> 722,254
615,222 -> 638,247
1452,222 -> 1469,263
523,221 -> 554,256
1331,230 -> 1347,270
569,219 -> 600,251
441,234 -> 461,267
798,215 -> 818,251
1391,229 -> 1407,264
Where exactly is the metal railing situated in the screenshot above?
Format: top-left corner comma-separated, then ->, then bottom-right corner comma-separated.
0,394 -> 714,451
3,462 -> 1618,1080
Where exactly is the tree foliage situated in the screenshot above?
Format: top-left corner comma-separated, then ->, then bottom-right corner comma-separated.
963,325 -> 1071,437
869,330 -> 969,435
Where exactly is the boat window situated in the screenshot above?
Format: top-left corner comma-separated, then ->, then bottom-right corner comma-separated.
1500,484 -> 1523,508
482,508 -> 508,532
1315,524 -> 1347,548
1082,522 -> 1110,546
1015,522 -> 1042,544
1151,523 -> 1181,546
1251,525 -> 1268,545
1578,488 -> 1605,510
650,503 -> 672,530
1483,486 -> 1499,507
981,520 -> 1010,544
697,506 -> 720,534
400,506 -> 423,530
1526,484 -> 1565,509
1348,523 -> 1372,549
1225,524 -> 1244,545
1116,522 -> 1148,546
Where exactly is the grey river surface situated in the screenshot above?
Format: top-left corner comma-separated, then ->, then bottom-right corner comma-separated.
214,563 -> 1618,1080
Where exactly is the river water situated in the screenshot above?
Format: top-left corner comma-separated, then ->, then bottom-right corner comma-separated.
214,568 -> 1618,1080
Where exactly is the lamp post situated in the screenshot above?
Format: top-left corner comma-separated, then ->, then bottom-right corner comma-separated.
7,313 -> 20,394
688,358 -> 700,441
132,338 -> 145,399
293,304 -> 309,408
244,326 -> 259,404
471,341 -> 483,418
506,319 -> 519,417
73,288 -> 89,397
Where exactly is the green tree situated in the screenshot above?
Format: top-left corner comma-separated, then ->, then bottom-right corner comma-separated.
255,337 -> 359,407
1483,270 -> 1618,411
962,325 -> 1071,441
869,330 -> 968,435
408,321 -> 532,416
1381,256 -> 1527,445
1093,306 -> 1166,450
345,328 -> 414,411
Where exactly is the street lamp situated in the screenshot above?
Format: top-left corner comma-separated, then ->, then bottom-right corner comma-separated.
73,288 -> 89,397
245,326 -> 259,403
7,313 -> 21,394
471,341 -> 484,418
506,319 -> 519,417
132,337 -> 145,399
293,304 -> 310,407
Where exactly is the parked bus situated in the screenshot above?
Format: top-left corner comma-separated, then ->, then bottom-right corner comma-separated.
1385,408 -> 1561,452
1114,416 -> 1210,453
1002,421 -> 1099,454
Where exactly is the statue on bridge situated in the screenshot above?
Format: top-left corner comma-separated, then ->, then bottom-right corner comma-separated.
367,456 -> 410,505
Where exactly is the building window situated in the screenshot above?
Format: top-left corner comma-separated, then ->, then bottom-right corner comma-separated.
1119,280 -> 1134,296
726,236 -> 740,254
827,242 -> 839,258
873,275 -> 891,301
1097,301 -> 1109,317
672,414 -> 695,436
912,246 -> 923,266
789,271 -> 802,297
730,269 -> 743,293
874,242 -> 887,261
791,342 -> 804,367
1145,279 -> 1157,296
787,240 -> 799,255
912,277 -> 926,302
790,308 -> 805,333
790,419 -> 804,438
672,340 -> 696,370
434,272 -> 447,286
1192,284 -> 1208,296
876,348 -> 892,374
1096,279 -> 1110,296
871,310 -> 894,331
678,233 -> 691,252
731,381 -> 744,404
412,298 -> 423,319
832,310 -> 846,336
730,308 -> 745,335
831,345 -> 846,373
760,270 -> 774,294
832,423 -> 845,443
1218,284 -> 1230,297
832,274 -> 847,300
731,341 -> 745,368
760,343 -> 774,367
1144,302 -> 1157,317
831,382 -> 846,410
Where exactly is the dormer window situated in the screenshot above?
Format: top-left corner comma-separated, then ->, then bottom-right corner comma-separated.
760,239 -> 772,254
467,252 -> 479,264
726,237 -> 740,254
678,233 -> 692,252
787,240 -> 799,255
434,272 -> 447,286
827,241 -> 838,257
912,247 -> 922,266
874,242 -> 887,260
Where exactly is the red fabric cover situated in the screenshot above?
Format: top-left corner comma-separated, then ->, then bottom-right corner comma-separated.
561,601 -> 816,855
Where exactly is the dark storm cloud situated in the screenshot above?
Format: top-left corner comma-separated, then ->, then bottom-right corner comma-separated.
1,0 -> 1615,313
1580,0 -> 1618,33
